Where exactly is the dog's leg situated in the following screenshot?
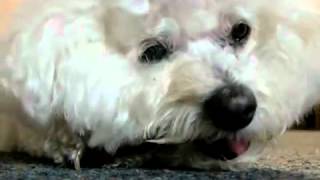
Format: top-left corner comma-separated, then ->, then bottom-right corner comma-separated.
0,113 -> 84,169
0,113 -> 47,156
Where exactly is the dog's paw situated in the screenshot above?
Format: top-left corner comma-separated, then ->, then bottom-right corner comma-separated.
44,139 -> 84,170
43,120 -> 84,170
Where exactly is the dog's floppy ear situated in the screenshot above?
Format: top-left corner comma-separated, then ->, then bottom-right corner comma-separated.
118,0 -> 150,15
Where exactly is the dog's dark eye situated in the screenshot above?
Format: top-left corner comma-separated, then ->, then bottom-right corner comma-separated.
139,39 -> 171,64
230,22 -> 251,45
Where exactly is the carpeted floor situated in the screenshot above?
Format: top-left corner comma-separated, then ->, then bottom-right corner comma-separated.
0,131 -> 319,180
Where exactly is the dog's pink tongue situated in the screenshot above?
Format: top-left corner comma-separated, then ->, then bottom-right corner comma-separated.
228,138 -> 250,155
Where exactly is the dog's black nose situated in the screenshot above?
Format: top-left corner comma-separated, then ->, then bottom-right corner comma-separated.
202,84 -> 257,132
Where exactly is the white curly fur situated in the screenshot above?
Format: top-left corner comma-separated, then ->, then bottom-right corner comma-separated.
0,0 -> 319,170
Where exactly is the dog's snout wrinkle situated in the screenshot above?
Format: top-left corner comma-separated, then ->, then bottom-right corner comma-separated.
202,84 -> 257,132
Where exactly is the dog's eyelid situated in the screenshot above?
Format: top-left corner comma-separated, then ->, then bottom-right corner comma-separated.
141,37 -> 173,50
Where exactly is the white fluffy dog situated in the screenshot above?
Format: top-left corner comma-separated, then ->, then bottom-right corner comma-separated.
0,0 -> 319,170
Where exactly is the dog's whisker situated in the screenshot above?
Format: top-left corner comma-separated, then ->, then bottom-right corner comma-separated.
146,138 -> 186,144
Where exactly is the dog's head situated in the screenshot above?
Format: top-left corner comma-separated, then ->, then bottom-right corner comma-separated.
51,0 -> 319,169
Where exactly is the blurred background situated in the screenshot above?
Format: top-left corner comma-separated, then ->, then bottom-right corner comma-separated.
294,105 -> 320,130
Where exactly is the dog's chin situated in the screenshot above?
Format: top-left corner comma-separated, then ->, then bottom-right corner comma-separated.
194,136 -> 250,161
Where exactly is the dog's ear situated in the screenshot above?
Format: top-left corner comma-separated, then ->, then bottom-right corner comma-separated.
119,0 -> 150,15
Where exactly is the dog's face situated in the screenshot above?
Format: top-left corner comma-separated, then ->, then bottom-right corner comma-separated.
78,0 -> 320,169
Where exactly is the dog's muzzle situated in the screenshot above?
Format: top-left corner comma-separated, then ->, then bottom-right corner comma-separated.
202,84 -> 257,132
194,84 -> 257,160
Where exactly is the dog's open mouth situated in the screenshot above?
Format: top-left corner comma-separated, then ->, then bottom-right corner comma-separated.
79,136 -> 250,169
195,136 -> 250,160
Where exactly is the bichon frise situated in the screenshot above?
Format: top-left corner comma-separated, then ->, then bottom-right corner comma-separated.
0,0 -> 319,170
